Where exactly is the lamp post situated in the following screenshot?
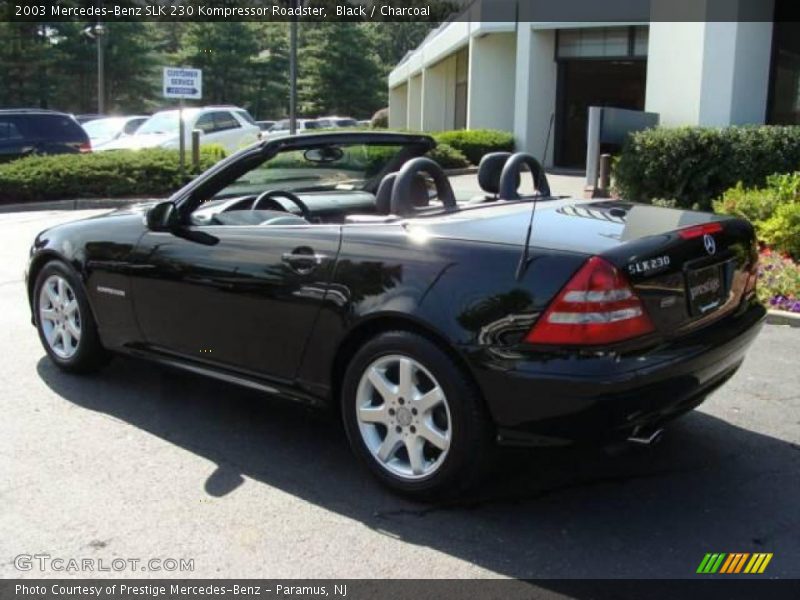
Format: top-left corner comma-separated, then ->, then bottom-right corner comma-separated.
95,22 -> 106,114
289,0 -> 298,135
81,22 -> 107,114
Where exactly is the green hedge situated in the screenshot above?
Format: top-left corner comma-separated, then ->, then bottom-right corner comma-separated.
0,146 -> 226,203
713,172 -> 800,259
614,126 -> 800,210
432,129 -> 514,165
427,143 -> 469,169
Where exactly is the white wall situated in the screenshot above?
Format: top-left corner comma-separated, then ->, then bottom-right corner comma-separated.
422,55 -> 457,132
646,21 -> 773,126
468,32 -> 516,131
513,26 -> 558,166
407,74 -> 423,131
388,84 -> 408,129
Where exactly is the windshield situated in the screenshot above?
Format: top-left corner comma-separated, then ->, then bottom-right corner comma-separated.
83,117 -> 125,139
136,111 -> 193,135
213,142 -> 412,199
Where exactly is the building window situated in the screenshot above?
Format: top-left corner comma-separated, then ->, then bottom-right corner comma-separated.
557,26 -> 648,60
454,47 -> 468,130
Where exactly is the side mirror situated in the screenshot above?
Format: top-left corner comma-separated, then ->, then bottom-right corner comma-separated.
145,200 -> 176,231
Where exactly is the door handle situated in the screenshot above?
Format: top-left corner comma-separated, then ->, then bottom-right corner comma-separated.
281,249 -> 326,273
281,252 -> 326,265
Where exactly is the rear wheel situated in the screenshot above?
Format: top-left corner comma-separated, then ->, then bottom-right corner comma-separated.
34,261 -> 109,373
341,330 -> 493,499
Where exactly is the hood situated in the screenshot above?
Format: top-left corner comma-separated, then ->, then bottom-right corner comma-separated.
96,132 -> 177,151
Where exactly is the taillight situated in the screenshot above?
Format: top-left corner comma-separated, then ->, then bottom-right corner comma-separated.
79,142 -> 92,153
525,256 -> 655,346
677,222 -> 722,239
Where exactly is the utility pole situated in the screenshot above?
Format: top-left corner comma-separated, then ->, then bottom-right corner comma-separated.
289,0 -> 298,135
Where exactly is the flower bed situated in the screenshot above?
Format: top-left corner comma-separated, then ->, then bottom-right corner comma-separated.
758,248 -> 800,313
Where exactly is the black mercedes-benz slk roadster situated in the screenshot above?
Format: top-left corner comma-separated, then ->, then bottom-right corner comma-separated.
26,131 -> 765,498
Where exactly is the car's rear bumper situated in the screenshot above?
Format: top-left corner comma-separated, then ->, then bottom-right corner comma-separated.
465,302 -> 766,446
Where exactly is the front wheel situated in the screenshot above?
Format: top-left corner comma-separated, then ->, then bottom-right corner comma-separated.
33,261 -> 109,373
341,331 -> 493,500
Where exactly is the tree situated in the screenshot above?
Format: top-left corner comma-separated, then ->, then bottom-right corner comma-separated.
298,23 -> 384,118
178,22 -> 260,107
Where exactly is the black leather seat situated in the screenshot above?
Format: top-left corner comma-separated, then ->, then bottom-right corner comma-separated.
375,172 -> 430,215
470,152 -> 519,203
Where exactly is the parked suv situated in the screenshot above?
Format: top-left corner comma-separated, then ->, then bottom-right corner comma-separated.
0,109 -> 90,163
98,106 -> 260,154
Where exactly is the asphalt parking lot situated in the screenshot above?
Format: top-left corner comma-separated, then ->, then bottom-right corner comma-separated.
1,208 -> 798,581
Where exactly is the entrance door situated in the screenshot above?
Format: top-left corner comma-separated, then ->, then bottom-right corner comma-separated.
555,60 -> 647,168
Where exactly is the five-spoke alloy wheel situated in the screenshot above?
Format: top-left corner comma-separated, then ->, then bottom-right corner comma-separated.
342,330 -> 492,499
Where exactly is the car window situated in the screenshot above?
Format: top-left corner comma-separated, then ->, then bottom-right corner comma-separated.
211,143 -> 410,200
272,120 -> 289,131
195,113 -> 216,133
235,110 -> 257,126
123,118 -> 147,135
213,111 -> 241,131
304,121 -> 321,130
0,119 -> 24,141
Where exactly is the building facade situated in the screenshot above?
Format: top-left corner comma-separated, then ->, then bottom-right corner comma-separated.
387,0 -> 797,169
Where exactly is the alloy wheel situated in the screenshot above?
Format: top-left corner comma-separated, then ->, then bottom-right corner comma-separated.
38,274 -> 81,359
355,354 -> 451,479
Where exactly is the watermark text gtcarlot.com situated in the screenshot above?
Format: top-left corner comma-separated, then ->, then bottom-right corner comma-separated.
14,554 -> 194,573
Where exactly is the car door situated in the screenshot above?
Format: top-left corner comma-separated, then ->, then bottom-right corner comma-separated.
130,222 -> 341,383
0,117 -> 26,162
210,111 -> 244,153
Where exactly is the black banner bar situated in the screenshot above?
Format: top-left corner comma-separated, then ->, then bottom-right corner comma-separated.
0,0 -> 793,23
3,580 -> 800,600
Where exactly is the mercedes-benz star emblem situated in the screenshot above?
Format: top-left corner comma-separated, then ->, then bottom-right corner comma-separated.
703,233 -> 716,255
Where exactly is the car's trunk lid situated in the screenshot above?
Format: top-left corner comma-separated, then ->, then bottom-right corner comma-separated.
415,199 -> 758,336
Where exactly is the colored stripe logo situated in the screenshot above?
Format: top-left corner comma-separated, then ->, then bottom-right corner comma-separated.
696,553 -> 773,574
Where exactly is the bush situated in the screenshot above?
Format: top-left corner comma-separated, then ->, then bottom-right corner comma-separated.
0,146 -> 227,203
371,108 -> 388,129
614,126 -> 800,210
432,129 -> 514,165
759,202 -> 800,259
714,172 -> 800,259
426,143 -> 469,169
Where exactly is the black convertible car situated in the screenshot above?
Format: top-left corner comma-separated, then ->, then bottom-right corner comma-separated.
27,132 -> 765,498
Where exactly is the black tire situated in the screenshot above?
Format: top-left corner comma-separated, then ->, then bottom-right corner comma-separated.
33,260 -> 110,373
341,330 -> 494,500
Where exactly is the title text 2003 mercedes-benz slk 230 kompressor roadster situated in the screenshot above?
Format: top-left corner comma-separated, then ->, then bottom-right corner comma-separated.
26,132 -> 765,499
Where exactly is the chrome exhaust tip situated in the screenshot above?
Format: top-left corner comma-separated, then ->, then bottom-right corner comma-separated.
627,426 -> 664,446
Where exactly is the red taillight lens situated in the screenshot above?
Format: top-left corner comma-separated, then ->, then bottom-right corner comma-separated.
79,142 -> 92,153
677,222 -> 722,239
525,256 -> 655,346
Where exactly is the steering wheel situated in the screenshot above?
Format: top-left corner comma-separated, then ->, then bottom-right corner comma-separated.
251,190 -> 312,221
498,153 -> 551,200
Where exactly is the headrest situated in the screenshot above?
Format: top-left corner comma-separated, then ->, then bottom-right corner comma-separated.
478,152 -> 518,195
375,172 -> 429,215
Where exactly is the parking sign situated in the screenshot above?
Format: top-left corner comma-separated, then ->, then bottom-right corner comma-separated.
163,67 -> 202,100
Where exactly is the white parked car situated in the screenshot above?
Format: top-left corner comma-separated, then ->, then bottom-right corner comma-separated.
316,116 -> 358,129
97,106 -> 260,154
82,116 -> 148,150
268,119 -> 322,135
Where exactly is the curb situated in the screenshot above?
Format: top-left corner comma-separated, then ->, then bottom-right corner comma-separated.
766,309 -> 800,327
0,197 -> 163,214
444,166 -> 479,176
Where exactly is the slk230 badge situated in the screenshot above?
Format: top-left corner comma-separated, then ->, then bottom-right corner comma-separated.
628,255 -> 670,276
